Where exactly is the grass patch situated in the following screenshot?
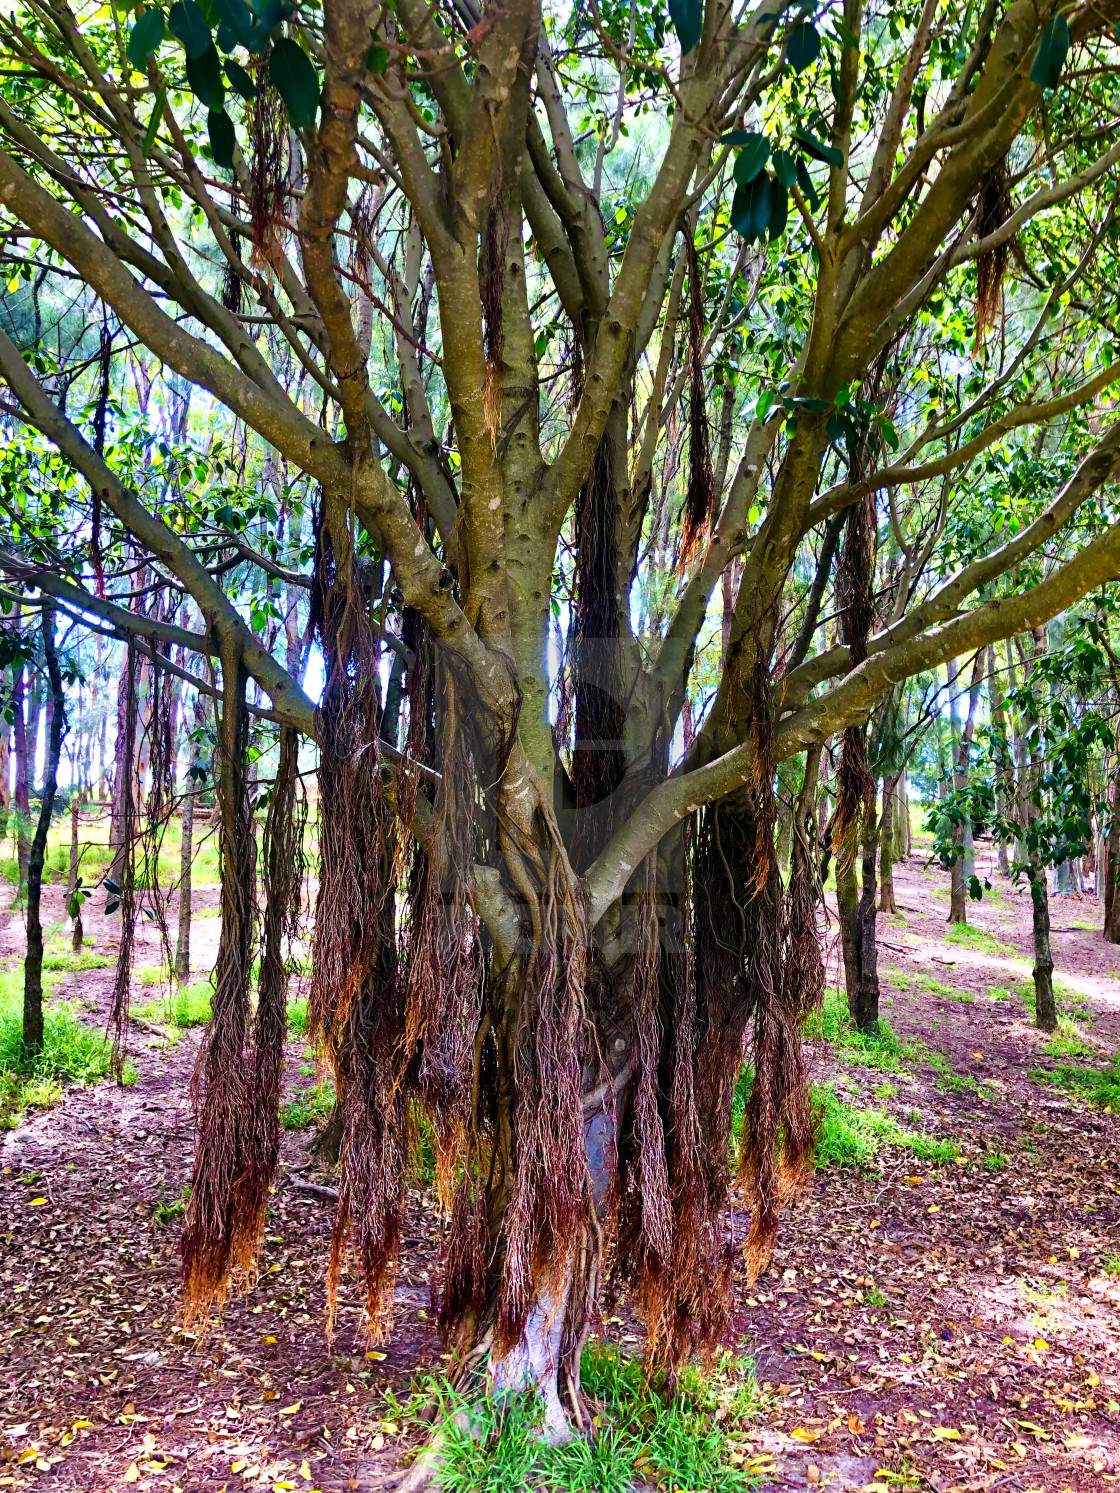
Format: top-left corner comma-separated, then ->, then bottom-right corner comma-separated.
136,979 -> 213,1031
1042,1016 -> 1096,1059
1102,1255 -> 1120,1278
42,948 -> 111,973
804,987 -> 902,1071
900,1039 -> 984,1095
813,1084 -> 957,1169
1069,919 -> 1100,932
281,1078 -> 335,1130
286,995 -> 309,1037
1031,1057 -> 1120,1111
944,923 -> 1015,956
984,1150 -> 1008,1170
0,967 -> 134,1128
409,1344 -> 762,1493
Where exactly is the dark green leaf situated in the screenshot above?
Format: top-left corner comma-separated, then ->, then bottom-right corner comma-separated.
732,132 -> 769,185
186,44 -> 224,109
1030,13 -> 1070,91
795,155 -> 818,211
768,175 -> 787,239
772,148 -> 797,188
208,107 -> 235,168
732,171 -> 771,243
826,411 -> 847,442
786,21 -> 820,72
720,129 -> 754,145
103,876 -> 122,895
168,0 -> 212,59
105,898 -> 120,916
127,8 -> 166,68
366,41 -> 388,74
794,128 -> 843,168
224,57 -> 256,100
213,0 -> 254,46
269,37 -> 320,131
668,0 -> 703,56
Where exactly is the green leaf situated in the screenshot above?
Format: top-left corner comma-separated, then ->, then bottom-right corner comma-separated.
186,44 -> 224,109
143,85 -> 167,155
731,171 -> 771,243
768,175 -> 788,239
794,128 -> 843,168
224,57 -> 256,101
1030,13 -> 1070,91
366,40 -> 388,74
668,0 -> 703,56
772,148 -> 797,188
208,107 -> 235,168
127,8 -> 166,68
269,37 -> 320,131
720,129 -> 754,145
105,898 -> 120,916
786,21 -> 820,72
732,132 -> 769,185
168,0 -> 212,59
213,0 -> 254,47
795,155 -> 818,212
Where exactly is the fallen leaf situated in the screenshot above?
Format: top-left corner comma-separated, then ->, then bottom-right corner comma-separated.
277,1401 -> 302,1416
28,1198 -> 47,1207
123,1464 -> 140,1484
931,1426 -> 961,1440
790,1428 -> 821,1443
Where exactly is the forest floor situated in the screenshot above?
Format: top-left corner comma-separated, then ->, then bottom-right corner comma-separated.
1,828 -> 1119,1493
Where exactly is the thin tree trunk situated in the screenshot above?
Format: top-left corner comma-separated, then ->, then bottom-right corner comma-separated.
1104,751 -> 1120,941
23,608 -> 64,1056
949,651 -> 985,924
839,776 -> 881,1031
879,772 -> 898,913
13,661 -> 30,894
1030,871 -> 1058,1032
68,792 -> 82,951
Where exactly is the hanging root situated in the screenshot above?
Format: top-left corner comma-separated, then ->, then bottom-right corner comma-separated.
181,644 -> 259,1328
229,727 -> 305,1279
249,70 -> 286,268
974,157 -> 1011,346
481,197 -> 508,447
679,235 -> 714,567
108,642 -> 138,1070
832,491 -> 878,865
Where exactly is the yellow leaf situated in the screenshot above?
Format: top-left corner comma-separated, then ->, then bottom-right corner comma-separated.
1087,1371 -> 1100,1386
278,1401 -> 302,1416
299,1460 -> 312,1482
365,1350 -> 387,1360
123,1463 -> 141,1483
29,1197 -> 47,1206
931,1426 -> 960,1440
273,1483 -> 296,1491
263,1336 -> 278,1344
903,1176 -> 923,1184
1015,1421 -> 1051,1439
380,1421 -> 399,1435
927,1204 -> 940,1213
790,1428 -> 820,1443
1034,1338 -> 1049,1351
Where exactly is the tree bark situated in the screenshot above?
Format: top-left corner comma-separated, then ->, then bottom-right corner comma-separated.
23,607 -> 64,1057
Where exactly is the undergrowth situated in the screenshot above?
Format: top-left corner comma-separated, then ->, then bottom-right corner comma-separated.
1031,1057 -> 1120,1111
402,1344 -> 763,1493
0,968 -> 134,1129
803,987 -> 902,1070
281,1078 -> 335,1130
944,923 -> 1014,956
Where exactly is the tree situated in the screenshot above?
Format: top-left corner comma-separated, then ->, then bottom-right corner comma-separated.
22,603 -> 63,1055
1,0 -> 1120,1424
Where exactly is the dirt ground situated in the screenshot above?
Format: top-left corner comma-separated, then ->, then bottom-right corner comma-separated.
1,832 -> 1119,1492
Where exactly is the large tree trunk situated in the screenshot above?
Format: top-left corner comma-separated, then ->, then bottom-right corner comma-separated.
23,609 -> 64,1056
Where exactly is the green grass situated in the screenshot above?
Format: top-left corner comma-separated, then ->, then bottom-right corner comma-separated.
1030,1057 -> 1120,1111
1102,1255 -> 1120,1278
900,1039 -> 984,1095
1042,1016 -> 1096,1059
281,1078 -> 335,1130
803,987 -> 902,1071
799,1083 -> 959,1170
984,1150 -> 1008,1170
944,923 -> 1015,956
42,948 -> 111,973
286,995 -> 309,1037
136,979 -> 214,1031
411,1344 -> 762,1493
0,967 -> 135,1129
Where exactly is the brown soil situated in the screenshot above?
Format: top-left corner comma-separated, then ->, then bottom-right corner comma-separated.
1,834 -> 1118,1491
